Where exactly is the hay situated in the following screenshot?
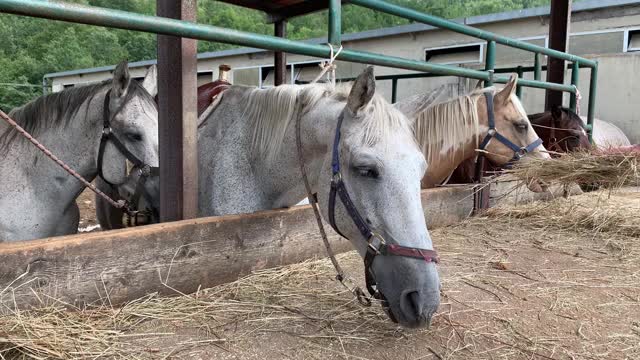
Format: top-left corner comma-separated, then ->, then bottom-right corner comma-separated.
503,150 -> 639,189
0,255 -> 400,359
1,189 -> 639,359
482,190 -> 640,238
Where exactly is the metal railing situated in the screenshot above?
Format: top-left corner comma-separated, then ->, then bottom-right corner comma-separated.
0,0 -> 597,139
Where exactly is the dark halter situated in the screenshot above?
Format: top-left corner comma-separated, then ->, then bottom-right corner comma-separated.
327,110 -> 439,316
97,89 -> 159,224
477,92 -> 543,170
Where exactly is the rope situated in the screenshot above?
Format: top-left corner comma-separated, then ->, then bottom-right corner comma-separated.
311,43 -> 343,86
0,108 -> 129,211
295,47 -> 372,305
573,85 -> 582,116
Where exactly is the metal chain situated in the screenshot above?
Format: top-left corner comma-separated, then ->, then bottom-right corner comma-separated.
0,109 -> 128,211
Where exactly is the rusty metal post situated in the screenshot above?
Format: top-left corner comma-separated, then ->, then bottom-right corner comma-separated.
545,0 -> 572,110
274,19 -> 287,86
157,0 -> 198,221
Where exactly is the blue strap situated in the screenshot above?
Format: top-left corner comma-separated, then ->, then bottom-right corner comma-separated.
331,113 -> 344,175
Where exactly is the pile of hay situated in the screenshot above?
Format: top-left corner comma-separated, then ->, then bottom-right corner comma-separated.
504,148 -> 639,189
482,190 -> 640,238
0,255 -> 398,359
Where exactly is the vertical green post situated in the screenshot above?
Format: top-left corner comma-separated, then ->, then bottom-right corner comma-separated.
569,62 -> 579,112
391,78 -> 398,103
534,53 -> 541,81
516,65 -> 524,98
587,62 -> 598,143
328,0 -> 341,46
485,41 -> 496,86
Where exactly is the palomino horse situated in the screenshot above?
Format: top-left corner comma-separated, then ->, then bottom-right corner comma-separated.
395,75 -> 551,189
0,61 -> 159,241
448,105 -> 590,184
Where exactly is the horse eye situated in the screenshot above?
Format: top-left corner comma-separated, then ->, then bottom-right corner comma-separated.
127,133 -> 143,141
514,123 -> 528,131
356,167 -> 379,179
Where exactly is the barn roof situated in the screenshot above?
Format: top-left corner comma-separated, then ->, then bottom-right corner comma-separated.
218,1 -> 349,23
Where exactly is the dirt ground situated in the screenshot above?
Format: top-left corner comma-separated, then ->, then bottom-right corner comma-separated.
77,188 -> 100,230
57,189 -> 640,360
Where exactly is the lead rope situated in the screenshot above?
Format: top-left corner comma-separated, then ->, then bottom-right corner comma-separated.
294,45 -> 372,306
0,108 -> 130,212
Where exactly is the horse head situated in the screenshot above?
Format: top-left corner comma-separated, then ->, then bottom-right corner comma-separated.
314,68 -> 440,328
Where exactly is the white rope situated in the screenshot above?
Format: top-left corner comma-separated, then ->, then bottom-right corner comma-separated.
573,85 -> 582,116
311,43 -> 343,86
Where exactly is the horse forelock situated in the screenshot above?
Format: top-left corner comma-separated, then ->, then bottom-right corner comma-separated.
243,82 -> 414,162
0,80 -> 155,152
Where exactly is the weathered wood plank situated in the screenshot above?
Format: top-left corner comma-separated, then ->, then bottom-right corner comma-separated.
0,187 -> 474,309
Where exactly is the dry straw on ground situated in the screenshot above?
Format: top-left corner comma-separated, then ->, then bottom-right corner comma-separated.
503,149 -> 639,189
1,190 -> 638,359
0,255 -> 398,359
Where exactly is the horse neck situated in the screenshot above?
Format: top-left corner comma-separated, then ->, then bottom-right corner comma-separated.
257,97 -> 341,208
420,93 -> 486,187
9,90 -> 105,200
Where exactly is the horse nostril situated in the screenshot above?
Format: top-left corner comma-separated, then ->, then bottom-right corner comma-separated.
401,290 -> 423,319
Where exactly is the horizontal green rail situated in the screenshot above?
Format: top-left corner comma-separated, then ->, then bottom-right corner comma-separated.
0,0 -> 574,94
351,0 -> 597,68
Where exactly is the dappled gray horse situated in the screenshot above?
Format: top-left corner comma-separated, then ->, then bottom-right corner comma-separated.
97,67 -> 441,327
0,61 -> 158,241
196,67 -> 439,327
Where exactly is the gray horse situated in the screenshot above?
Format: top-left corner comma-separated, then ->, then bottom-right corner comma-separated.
0,61 -> 158,241
97,67 -> 441,327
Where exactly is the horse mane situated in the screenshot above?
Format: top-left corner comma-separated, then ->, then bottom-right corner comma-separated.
242,82 -> 412,162
0,80 -> 155,151
414,87 -> 493,163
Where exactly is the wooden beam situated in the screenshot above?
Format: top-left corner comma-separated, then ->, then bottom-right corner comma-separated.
545,0 -> 572,111
274,20 -> 287,86
157,0 -> 199,221
0,187 -> 474,309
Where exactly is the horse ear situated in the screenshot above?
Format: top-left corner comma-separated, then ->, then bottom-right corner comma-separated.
474,79 -> 484,90
394,85 -> 446,121
347,66 -> 375,114
495,74 -> 517,105
112,60 -> 131,98
551,105 -> 563,119
141,65 -> 158,97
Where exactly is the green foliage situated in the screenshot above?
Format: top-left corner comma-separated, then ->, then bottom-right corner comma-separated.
0,0 -> 557,111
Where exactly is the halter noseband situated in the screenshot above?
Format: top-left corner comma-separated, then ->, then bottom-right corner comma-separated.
97,89 -> 159,223
477,92 -> 543,167
327,110 -> 439,314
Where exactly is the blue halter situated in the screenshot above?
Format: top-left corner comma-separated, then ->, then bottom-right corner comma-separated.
478,92 -> 543,166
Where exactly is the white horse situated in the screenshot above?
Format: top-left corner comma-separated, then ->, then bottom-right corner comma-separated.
97,67 -> 441,328
580,116 -> 631,148
0,61 -> 158,241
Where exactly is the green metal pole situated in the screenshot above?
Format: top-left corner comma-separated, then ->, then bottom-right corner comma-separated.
485,41 -> 496,86
534,53 -> 542,81
569,62 -> 579,112
516,66 -> 524,99
391,78 -> 398,103
350,0 -> 596,68
328,0 -> 341,46
587,62 -> 598,143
